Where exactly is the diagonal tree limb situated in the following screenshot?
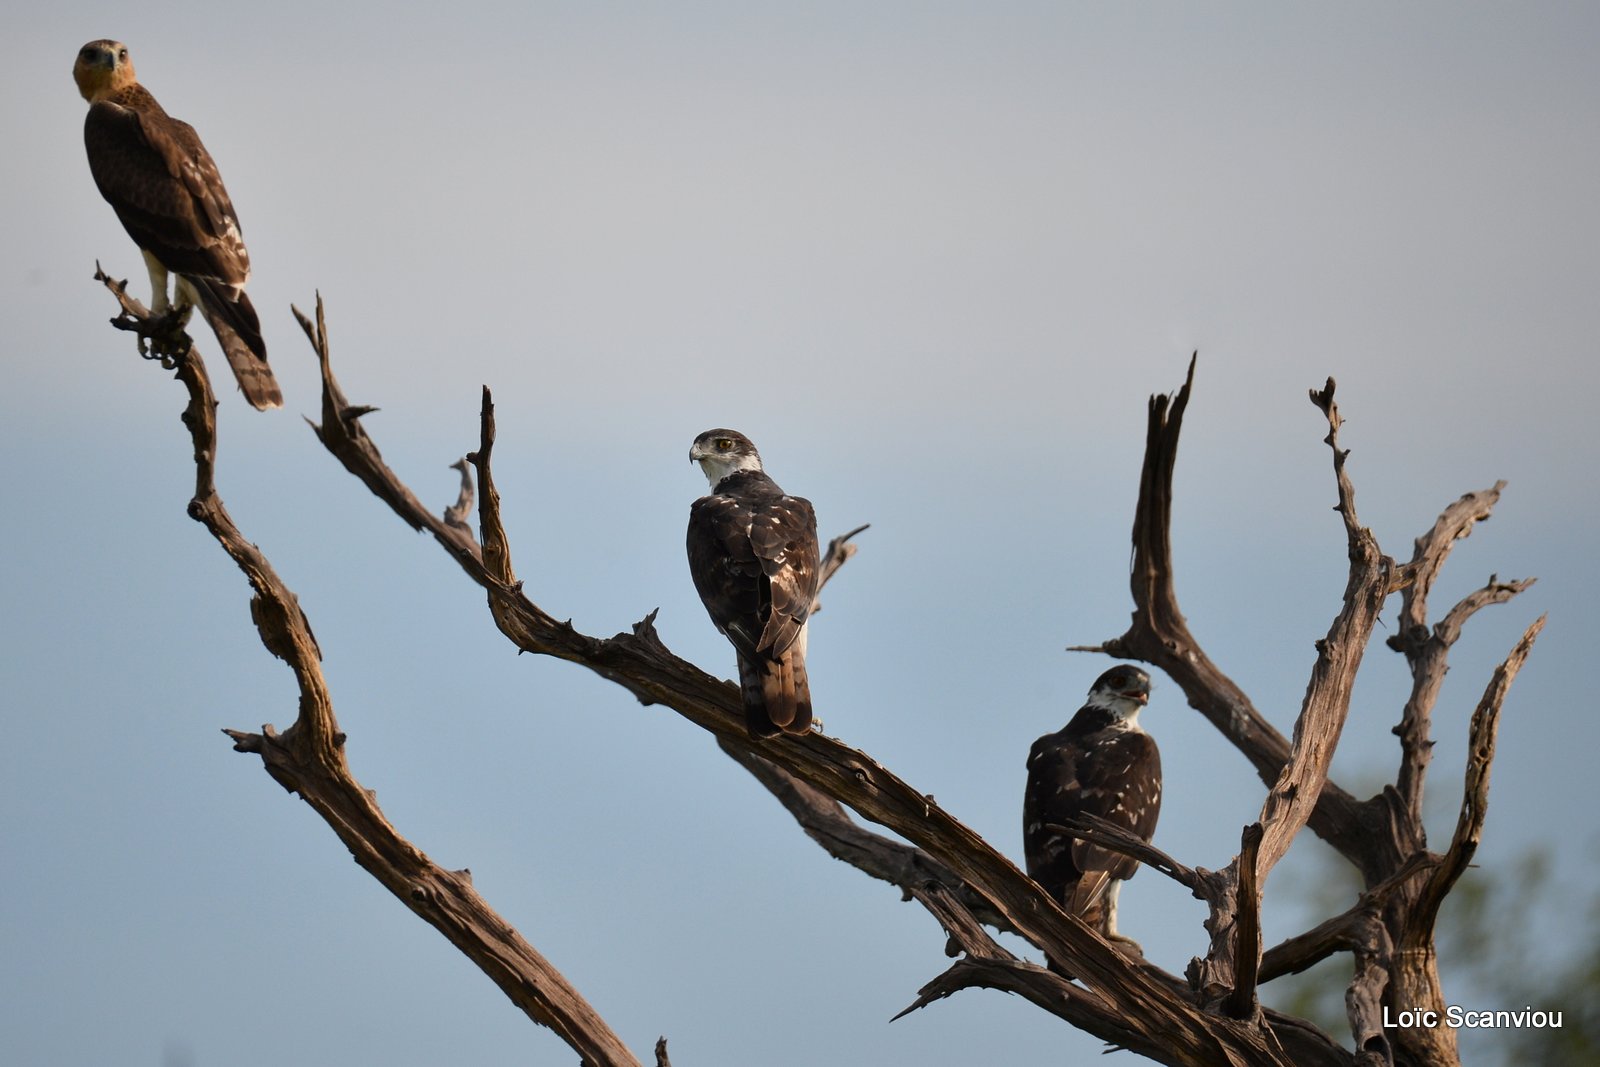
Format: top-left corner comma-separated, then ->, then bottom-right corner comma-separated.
1051,813 -> 1203,893
1386,480 -> 1518,828
294,301 -> 484,575
1251,380 -> 1392,878
892,883 -> 1173,1058
1411,614 -> 1545,935
814,523 -> 871,616
102,283 -> 646,1067
90,261 -> 1541,1067
457,392 -> 1287,1063
296,300 -> 1331,1065
717,739 -> 1016,934
1381,614 -> 1543,1067
1180,378 -> 1396,1018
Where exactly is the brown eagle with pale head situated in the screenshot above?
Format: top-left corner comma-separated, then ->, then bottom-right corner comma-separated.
1024,665 -> 1162,966
74,39 -> 281,409
687,429 -> 819,739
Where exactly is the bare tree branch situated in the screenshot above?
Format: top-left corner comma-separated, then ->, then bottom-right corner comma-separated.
293,301 -> 484,575
1387,481 -> 1516,827
1051,813 -> 1203,893
1180,378 -> 1395,1018
99,273 -> 1546,1067
1344,911 -> 1394,1067
101,283 -> 646,1067
1224,823 -> 1265,1021
444,457 -> 476,533
1414,614 -> 1545,930
1073,356 -> 1375,872
718,739 -> 1016,934
291,301 -> 1331,1064
1254,380 -> 1390,876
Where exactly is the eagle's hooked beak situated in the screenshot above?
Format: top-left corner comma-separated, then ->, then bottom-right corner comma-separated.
1125,689 -> 1150,706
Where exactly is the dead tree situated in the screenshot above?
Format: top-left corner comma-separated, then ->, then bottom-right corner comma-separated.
93,272 -> 1540,1066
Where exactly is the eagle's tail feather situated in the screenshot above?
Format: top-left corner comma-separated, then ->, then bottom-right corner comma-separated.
737,654 -> 813,739
780,655 -> 813,736
190,280 -> 281,410
737,656 -> 783,739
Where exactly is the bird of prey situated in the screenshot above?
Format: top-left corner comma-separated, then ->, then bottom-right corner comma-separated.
74,39 -> 281,409
1024,665 -> 1162,955
687,429 -> 819,739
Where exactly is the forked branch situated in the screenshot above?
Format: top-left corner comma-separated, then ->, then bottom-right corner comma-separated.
289,296 -> 1340,1064
101,278 -> 645,1066
97,273 -> 1543,1067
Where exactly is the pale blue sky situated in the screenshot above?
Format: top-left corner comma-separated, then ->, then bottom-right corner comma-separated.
4,4 -> 1596,1064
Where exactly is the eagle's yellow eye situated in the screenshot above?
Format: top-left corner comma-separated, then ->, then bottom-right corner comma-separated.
717,438 -> 733,450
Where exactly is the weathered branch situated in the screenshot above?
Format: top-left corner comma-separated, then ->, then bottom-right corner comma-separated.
90,246 -> 1542,1067
1387,481 -> 1515,828
892,882 -> 1178,1057
718,739 -> 1015,934
444,457 -> 476,532
1224,824 -> 1264,1021
1051,813 -> 1203,893
1074,356 -> 1374,872
814,523 -> 871,614
1180,378 -> 1395,1017
1345,912 -> 1394,1067
293,301 -> 484,577
295,302 -> 1333,1064
1412,614 -> 1545,934
93,261 -> 204,366
1252,380 -> 1390,880
102,282 -> 645,1067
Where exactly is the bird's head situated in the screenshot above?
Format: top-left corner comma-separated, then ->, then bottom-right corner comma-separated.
74,40 -> 136,102
1085,665 -> 1153,723
690,429 -> 763,488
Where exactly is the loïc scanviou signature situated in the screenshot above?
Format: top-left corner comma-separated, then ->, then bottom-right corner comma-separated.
1384,1006 -> 1564,1029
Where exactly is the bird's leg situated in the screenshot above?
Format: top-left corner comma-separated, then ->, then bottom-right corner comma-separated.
131,251 -> 193,365
141,249 -> 171,313
171,276 -> 200,327
1100,881 -> 1145,954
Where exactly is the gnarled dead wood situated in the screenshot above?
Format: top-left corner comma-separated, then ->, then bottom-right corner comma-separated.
97,278 -> 646,1067
1070,357 -> 1377,876
97,270 -> 1545,1067
290,297 -> 1337,1064
1068,358 -> 1539,1062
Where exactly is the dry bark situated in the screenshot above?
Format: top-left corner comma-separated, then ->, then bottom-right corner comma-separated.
93,271 -> 646,1067
95,276 -> 1543,1066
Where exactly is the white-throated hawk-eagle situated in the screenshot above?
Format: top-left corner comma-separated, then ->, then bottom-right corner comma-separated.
1024,665 -> 1161,962
687,429 -> 819,739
